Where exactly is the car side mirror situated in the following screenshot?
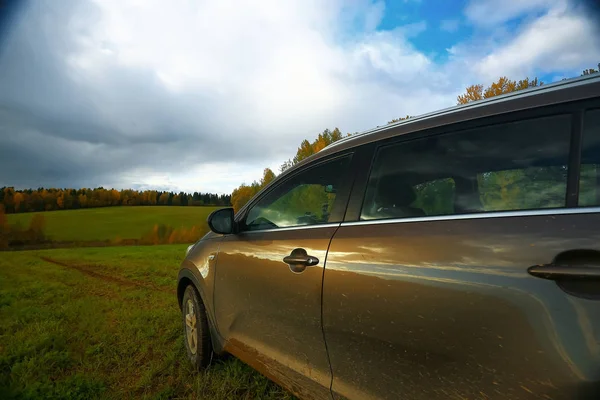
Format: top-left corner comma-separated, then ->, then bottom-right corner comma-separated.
207,207 -> 235,235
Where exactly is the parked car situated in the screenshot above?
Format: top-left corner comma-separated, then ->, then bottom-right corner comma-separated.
177,74 -> 600,400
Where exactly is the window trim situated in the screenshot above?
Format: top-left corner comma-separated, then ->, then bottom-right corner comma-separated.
342,206 -> 600,227
344,99 -> 600,223
235,152 -> 355,233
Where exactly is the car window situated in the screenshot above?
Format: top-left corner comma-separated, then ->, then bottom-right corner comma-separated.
244,156 -> 351,231
360,114 -> 572,221
579,109 -> 600,207
412,177 -> 456,216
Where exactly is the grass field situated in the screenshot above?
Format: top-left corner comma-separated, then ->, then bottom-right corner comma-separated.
0,245 -> 293,399
6,207 -> 219,242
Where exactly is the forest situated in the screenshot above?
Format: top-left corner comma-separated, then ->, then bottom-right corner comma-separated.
0,187 -> 231,214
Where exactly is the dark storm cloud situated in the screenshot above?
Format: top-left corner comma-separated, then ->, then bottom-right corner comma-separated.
0,0 -> 274,190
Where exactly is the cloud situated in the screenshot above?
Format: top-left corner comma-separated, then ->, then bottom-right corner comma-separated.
471,4 -> 600,81
464,0 -> 564,26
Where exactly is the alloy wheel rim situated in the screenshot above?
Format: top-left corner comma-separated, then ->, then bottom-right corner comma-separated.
185,299 -> 197,354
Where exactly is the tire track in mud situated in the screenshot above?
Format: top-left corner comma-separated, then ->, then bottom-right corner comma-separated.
39,256 -> 174,294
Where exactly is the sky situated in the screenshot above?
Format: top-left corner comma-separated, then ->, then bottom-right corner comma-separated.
0,0 -> 599,194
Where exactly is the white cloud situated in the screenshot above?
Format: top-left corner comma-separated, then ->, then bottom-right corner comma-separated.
465,0 -> 565,26
471,5 -> 600,81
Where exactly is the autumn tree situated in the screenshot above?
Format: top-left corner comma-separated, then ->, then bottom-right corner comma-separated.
456,84 -> 484,104
158,192 -> 170,205
13,192 -> 24,212
231,185 -> 256,212
3,188 -> 14,213
582,64 -> 600,75
515,77 -> 543,91
280,128 -> 345,173
388,115 -> 412,124
260,168 -> 276,187
457,76 -> 543,105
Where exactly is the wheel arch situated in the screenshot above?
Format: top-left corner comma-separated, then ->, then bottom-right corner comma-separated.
177,266 -> 225,354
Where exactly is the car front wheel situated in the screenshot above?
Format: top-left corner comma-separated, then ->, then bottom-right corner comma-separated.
182,285 -> 212,370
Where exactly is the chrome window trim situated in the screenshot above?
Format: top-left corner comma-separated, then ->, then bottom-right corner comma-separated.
239,222 -> 341,234
344,207 -> 600,227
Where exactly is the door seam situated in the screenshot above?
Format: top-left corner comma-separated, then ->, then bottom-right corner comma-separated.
321,223 -> 342,399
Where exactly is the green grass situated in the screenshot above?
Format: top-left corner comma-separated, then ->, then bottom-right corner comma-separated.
6,207 -> 219,242
0,245 -> 294,400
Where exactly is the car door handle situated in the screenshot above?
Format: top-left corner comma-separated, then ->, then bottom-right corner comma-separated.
283,248 -> 319,273
528,264 -> 600,280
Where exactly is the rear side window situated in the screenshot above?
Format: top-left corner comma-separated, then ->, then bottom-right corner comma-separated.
360,114 -> 572,221
579,109 -> 600,207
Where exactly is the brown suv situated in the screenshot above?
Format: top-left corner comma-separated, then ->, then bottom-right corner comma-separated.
177,74 -> 600,400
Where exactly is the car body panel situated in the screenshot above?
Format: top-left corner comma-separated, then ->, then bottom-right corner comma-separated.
323,211 -> 600,400
213,226 -> 338,399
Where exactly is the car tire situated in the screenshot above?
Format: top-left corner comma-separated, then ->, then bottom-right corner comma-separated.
182,285 -> 213,370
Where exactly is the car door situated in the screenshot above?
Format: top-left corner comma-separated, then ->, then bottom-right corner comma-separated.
213,153 -> 354,399
323,103 -> 600,399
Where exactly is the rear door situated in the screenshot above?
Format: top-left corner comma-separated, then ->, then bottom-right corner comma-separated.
213,153 -> 354,400
323,101 -> 600,399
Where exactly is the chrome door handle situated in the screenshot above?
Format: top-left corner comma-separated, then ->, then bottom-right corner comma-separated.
528,264 -> 600,280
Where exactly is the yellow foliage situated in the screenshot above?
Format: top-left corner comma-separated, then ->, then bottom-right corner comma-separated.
56,194 -> 65,209
457,84 -> 484,104
13,192 -> 24,212
458,76 -> 543,105
388,115 -> 412,124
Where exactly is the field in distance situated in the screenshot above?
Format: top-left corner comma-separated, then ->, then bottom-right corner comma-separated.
6,206 -> 220,242
0,245 -> 294,400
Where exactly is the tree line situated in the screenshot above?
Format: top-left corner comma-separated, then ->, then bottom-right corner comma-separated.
231,65 -> 600,212
0,187 -> 231,214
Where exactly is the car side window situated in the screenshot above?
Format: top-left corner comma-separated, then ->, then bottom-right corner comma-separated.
243,156 -> 351,231
579,109 -> 600,207
360,114 -> 572,221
